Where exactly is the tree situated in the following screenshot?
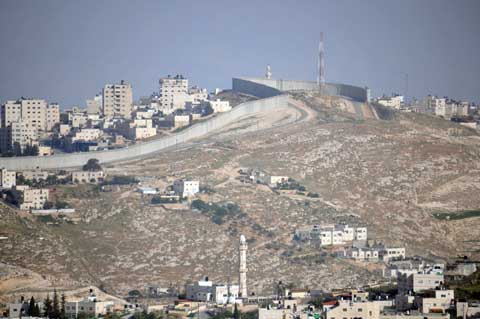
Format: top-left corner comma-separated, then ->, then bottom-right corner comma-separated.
34,304 -> 41,317
82,158 -> 102,171
233,303 -> 240,319
28,296 -> 36,316
43,201 -> 54,209
52,289 -> 60,319
13,142 -> 22,156
44,294 -> 53,318
60,293 -> 66,319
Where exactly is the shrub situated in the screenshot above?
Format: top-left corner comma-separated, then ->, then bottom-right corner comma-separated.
83,158 -> 102,171
151,196 -> 178,204
104,176 -> 138,185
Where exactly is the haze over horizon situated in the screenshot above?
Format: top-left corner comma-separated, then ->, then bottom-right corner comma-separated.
0,0 -> 479,107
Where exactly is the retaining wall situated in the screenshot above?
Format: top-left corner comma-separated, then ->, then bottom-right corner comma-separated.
0,95 -> 289,170
233,77 -> 368,102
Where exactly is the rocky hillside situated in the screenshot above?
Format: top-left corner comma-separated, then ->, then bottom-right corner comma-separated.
1,93 -> 480,300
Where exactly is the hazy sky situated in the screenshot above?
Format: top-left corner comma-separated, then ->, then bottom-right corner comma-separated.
0,0 -> 479,107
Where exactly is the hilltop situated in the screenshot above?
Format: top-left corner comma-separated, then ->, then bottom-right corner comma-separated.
1,92 -> 480,300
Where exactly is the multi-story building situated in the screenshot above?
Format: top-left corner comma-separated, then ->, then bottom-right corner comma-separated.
68,128 -> 102,143
86,94 -> 102,114
210,99 -> 232,113
64,293 -> 114,319
117,119 -> 157,140
18,186 -> 49,210
295,224 -> 367,247
102,81 -> 133,119
188,86 -> 208,103
416,289 -> 454,314
325,300 -> 380,319
377,95 -> 404,109
72,170 -> 105,183
1,98 -> 59,131
70,112 -> 89,128
158,75 -> 190,115
397,272 -> 444,294
186,279 -> 240,304
174,115 -> 191,128
0,120 -> 39,153
380,247 -> 406,262
0,168 -> 16,189
20,170 -> 49,181
173,179 -> 199,198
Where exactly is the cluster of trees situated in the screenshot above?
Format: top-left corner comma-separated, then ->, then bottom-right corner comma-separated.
24,290 -> 66,319
17,174 -> 70,188
210,304 -> 256,319
151,196 -> 178,204
43,200 -> 70,209
191,199 -> 244,225
1,143 -> 39,157
3,188 -> 23,206
103,175 -> 139,185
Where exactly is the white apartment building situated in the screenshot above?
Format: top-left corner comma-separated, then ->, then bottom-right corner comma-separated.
86,94 -> 102,114
72,170 -> 105,183
70,112 -> 89,128
416,290 -> 454,314
397,272 -> 444,294
18,187 -> 49,210
377,95 -> 404,109
346,247 -> 380,261
186,279 -> 240,304
188,86 -> 208,102
117,119 -> 157,140
0,168 -> 16,189
380,247 -> 406,262
20,170 -> 49,181
325,300 -> 380,319
173,179 -> 199,198
174,115 -> 191,128
159,75 -> 190,115
209,99 -> 232,113
1,98 -> 60,131
296,224 -> 367,247
102,81 -> 133,119
69,128 -> 102,143
65,293 -> 114,319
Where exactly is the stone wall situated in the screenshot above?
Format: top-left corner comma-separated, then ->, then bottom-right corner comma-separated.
233,77 -> 368,102
0,95 -> 289,170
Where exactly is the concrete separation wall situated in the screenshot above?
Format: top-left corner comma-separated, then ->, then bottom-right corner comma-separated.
0,95 -> 289,170
233,77 -> 368,102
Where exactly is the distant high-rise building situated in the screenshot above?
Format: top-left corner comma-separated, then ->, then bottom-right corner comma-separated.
102,81 -> 133,119
158,75 -> 189,115
0,98 -> 59,131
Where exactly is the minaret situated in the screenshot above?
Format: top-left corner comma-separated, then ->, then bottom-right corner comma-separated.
239,234 -> 248,298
